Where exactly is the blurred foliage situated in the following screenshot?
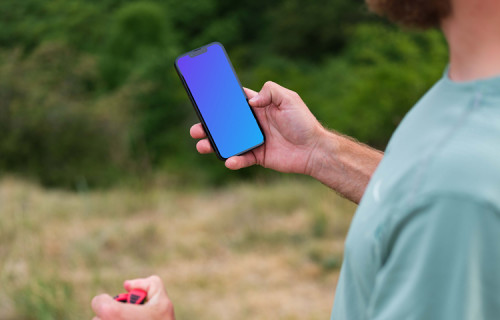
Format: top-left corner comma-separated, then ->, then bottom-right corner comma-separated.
0,43 -> 133,188
0,0 -> 448,188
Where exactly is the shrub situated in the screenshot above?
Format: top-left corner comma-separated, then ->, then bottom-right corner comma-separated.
0,43 -> 133,188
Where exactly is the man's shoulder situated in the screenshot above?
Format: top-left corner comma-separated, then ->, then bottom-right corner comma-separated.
421,125 -> 500,207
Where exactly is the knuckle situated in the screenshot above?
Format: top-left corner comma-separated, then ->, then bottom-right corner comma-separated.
91,294 -> 105,311
288,89 -> 300,98
99,302 -> 118,318
158,297 -> 174,315
149,274 -> 162,284
263,80 -> 276,89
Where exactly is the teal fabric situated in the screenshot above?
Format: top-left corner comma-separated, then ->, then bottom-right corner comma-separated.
331,70 -> 500,320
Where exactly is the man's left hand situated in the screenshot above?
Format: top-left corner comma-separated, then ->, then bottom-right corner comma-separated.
91,275 -> 175,320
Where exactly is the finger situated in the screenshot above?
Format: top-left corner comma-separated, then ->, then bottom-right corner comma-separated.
196,139 -> 214,154
92,293 -> 152,320
92,294 -> 109,314
248,81 -> 294,108
92,294 -> 120,318
190,123 -> 207,139
124,275 -> 166,299
92,317 -> 101,320
243,87 -> 258,100
225,153 -> 257,170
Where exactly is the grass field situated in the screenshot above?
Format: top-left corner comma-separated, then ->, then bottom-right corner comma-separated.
0,176 -> 356,320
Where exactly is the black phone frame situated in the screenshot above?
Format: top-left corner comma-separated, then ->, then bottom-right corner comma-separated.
174,42 -> 265,161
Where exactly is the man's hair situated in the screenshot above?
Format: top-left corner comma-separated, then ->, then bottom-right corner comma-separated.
365,0 -> 452,29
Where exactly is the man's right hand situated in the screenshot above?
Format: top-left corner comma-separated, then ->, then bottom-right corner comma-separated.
190,81 -> 327,176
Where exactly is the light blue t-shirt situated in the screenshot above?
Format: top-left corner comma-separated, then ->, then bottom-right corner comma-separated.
331,70 -> 500,320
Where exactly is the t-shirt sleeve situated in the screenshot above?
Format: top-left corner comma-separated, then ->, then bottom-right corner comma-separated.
366,195 -> 500,320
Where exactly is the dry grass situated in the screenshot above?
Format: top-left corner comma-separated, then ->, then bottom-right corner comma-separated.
0,176 -> 356,320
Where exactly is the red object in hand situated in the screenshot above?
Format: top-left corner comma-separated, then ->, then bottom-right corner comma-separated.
113,289 -> 147,305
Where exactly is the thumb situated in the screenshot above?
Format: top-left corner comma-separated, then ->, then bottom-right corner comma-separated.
91,294 -> 140,320
124,276 -> 175,319
124,275 -> 165,302
248,81 -> 294,109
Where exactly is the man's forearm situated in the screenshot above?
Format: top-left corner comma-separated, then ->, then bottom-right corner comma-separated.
308,129 -> 384,204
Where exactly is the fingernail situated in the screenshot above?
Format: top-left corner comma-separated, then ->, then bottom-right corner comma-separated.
249,96 -> 259,103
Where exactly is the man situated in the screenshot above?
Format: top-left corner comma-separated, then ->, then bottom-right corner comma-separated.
92,0 -> 500,319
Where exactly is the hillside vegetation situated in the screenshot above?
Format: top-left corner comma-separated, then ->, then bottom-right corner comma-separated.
0,0 -> 448,188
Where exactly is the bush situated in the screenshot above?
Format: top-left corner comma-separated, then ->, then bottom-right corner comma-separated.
0,43 -> 134,188
0,0 -> 450,188
309,24 -> 447,148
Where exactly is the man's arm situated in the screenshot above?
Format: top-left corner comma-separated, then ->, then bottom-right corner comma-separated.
190,81 -> 383,204
308,129 -> 384,204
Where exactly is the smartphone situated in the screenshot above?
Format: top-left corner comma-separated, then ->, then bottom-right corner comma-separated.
174,42 -> 265,160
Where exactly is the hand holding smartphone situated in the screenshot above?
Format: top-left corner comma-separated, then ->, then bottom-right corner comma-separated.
174,42 -> 265,160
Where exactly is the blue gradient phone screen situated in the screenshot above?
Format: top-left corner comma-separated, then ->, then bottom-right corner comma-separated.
176,43 -> 264,159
